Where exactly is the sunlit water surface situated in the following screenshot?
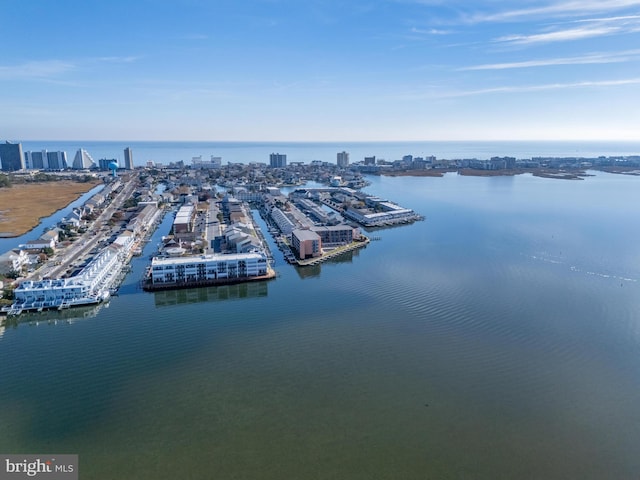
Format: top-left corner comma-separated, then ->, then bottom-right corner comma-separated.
1,167 -> 639,479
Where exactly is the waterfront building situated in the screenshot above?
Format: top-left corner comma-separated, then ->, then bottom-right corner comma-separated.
60,208 -> 84,229
223,223 -> 262,253
173,204 -> 196,236
72,149 -> 96,169
411,158 -> 430,169
148,252 -> 270,286
0,141 -> 25,171
112,231 -> 135,257
124,147 -> 134,170
269,207 -> 296,235
343,205 -> 417,227
24,150 -> 47,169
47,151 -> 68,170
310,225 -> 356,247
337,151 -> 349,168
12,245 -> 123,309
14,278 -> 97,307
127,205 -> 158,235
291,229 -> 322,259
20,229 -> 59,251
24,150 -> 68,170
269,153 -> 287,168
0,249 -> 29,275
491,156 -> 517,169
293,197 -> 335,225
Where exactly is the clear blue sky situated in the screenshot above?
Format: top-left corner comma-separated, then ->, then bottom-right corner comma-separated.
2,0 -> 640,141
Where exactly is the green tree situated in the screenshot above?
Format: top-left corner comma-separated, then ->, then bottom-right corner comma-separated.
2,283 -> 16,300
123,197 -> 140,208
5,269 -> 20,280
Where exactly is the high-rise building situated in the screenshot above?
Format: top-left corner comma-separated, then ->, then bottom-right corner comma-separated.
24,150 -> 68,170
25,150 -> 47,169
337,151 -> 349,168
47,151 -> 68,170
364,156 -> 376,166
72,149 -> 96,169
124,147 -> 133,170
269,153 -> 287,168
0,141 -> 25,171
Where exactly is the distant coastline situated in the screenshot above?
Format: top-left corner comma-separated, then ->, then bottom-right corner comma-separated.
17,140 -> 640,166
381,165 -> 640,180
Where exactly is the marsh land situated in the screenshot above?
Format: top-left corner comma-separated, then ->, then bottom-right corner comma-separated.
0,180 -> 99,237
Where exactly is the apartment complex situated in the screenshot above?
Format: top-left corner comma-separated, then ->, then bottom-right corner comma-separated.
291,229 -> 321,259
269,153 -> 287,168
24,150 -> 68,170
124,147 -> 134,170
0,141 -> 25,171
72,148 -> 96,169
149,252 -> 270,286
337,151 -> 349,168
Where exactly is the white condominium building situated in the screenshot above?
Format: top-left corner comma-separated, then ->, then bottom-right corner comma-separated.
149,252 -> 269,285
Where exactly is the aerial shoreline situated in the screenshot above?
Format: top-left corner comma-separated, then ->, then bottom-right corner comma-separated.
1,164 -> 638,237
380,165 -> 640,180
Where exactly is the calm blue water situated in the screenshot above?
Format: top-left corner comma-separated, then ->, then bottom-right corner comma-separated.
1,145 -> 639,479
19,140 -> 640,166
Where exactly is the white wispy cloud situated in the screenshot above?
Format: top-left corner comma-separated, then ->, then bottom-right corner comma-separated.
573,14 -> 640,23
96,56 -> 140,63
0,60 -> 76,80
461,49 -> 640,70
446,78 -> 640,97
466,0 -> 640,23
491,9 -> 640,46
410,27 -> 454,35
495,25 -> 620,45
0,56 -> 140,82
399,77 -> 640,99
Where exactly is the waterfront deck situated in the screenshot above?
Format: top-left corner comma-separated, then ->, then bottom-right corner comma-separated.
295,237 -> 370,266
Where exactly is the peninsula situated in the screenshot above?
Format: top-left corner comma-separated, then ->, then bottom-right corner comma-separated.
369,155 -> 640,180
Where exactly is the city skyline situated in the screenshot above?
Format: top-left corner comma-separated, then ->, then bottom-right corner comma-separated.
2,0 -> 640,142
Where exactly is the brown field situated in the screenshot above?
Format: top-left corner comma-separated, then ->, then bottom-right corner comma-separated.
0,181 -> 99,237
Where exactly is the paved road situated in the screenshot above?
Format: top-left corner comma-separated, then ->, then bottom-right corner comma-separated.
34,172 -> 139,280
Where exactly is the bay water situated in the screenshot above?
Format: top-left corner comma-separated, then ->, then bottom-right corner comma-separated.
1,142 -> 639,479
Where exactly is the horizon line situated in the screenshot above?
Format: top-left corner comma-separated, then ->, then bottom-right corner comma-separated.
13,138 -> 640,144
